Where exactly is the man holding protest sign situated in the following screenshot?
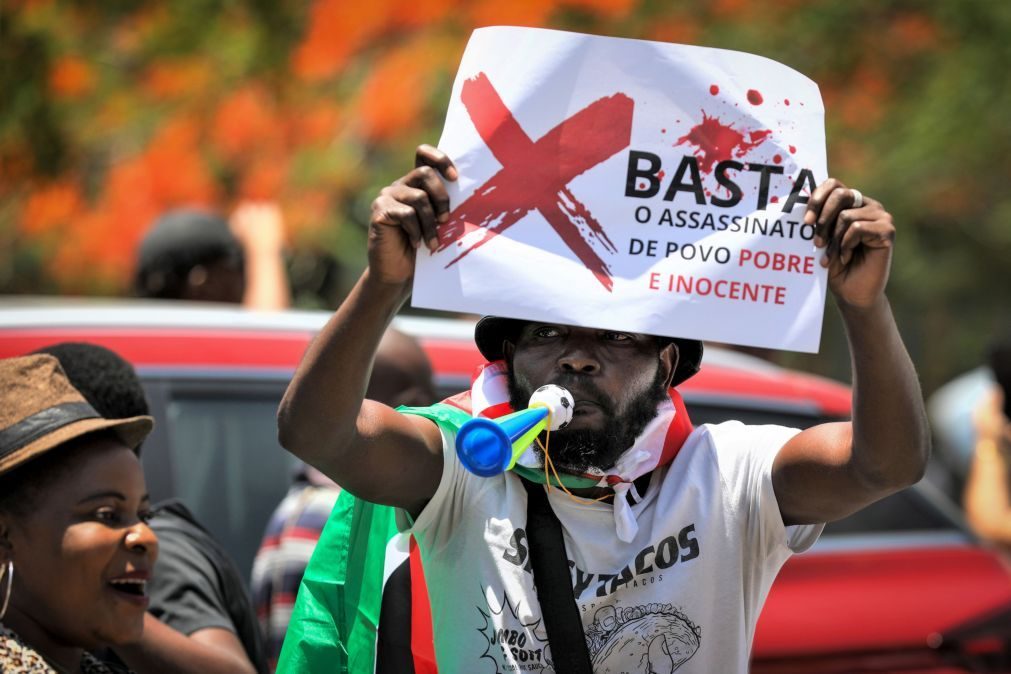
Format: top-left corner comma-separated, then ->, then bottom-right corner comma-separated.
277,28 -> 929,674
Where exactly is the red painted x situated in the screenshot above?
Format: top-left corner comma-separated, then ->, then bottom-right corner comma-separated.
436,72 -> 634,291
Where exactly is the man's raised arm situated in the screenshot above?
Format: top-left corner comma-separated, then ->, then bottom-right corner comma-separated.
277,146 -> 458,515
773,180 -> 931,526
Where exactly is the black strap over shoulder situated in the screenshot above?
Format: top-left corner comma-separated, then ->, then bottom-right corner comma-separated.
521,478 -> 594,674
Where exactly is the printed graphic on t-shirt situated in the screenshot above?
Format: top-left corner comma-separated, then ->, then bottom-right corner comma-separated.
502,523 -> 701,598
478,592 -> 552,672
475,590 -> 701,673
585,603 -> 700,672
478,520 -> 703,673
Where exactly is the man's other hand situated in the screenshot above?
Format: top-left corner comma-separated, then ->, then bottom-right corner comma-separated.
368,144 -> 458,285
805,179 -> 895,309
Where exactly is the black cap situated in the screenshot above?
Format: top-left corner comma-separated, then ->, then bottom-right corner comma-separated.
135,209 -> 243,298
473,316 -> 703,387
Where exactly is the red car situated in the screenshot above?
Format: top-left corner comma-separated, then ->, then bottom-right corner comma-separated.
2,298 -> 1009,672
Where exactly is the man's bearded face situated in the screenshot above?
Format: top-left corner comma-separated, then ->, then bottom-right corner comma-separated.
507,364 -> 669,474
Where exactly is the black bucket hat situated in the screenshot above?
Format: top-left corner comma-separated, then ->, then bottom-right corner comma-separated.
474,316 -> 703,387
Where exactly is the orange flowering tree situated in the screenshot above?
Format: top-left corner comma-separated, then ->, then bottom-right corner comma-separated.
2,0 -> 1009,389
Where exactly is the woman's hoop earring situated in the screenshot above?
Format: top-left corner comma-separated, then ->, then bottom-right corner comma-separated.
0,560 -> 13,621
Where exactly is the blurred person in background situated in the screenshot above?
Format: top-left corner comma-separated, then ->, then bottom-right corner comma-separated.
35,342 -> 268,674
251,328 -> 435,669
0,355 -> 155,674
134,202 -> 290,310
964,339 -> 1011,551
929,371 -> 992,495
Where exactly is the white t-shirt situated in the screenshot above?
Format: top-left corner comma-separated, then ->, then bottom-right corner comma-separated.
398,420 -> 823,673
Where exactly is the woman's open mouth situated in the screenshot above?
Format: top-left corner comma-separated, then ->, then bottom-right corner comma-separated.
108,576 -> 150,606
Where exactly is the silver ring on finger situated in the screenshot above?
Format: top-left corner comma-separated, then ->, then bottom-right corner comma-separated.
850,188 -> 863,209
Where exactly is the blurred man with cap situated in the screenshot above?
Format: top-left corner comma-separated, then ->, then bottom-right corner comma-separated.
135,202 -> 290,311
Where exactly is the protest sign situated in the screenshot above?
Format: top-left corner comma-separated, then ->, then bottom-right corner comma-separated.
412,26 -> 828,352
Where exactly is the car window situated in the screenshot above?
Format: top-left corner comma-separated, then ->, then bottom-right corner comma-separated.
687,401 -> 963,535
166,388 -> 299,580
686,400 -> 834,430
433,375 -> 471,403
822,488 -> 959,534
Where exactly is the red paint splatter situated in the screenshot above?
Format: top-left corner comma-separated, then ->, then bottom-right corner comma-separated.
638,182 -> 646,190
438,72 -> 630,291
784,99 -> 790,106
747,89 -> 764,105
709,84 -> 719,95
770,196 -> 780,203
773,154 -> 782,164
657,170 -> 665,180
677,113 -> 773,174
789,145 -> 796,154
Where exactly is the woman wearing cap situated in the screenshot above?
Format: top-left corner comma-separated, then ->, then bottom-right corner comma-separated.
0,355 -> 157,674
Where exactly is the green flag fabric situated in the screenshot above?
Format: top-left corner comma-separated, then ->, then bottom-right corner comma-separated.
275,488 -> 401,673
275,403 -> 469,674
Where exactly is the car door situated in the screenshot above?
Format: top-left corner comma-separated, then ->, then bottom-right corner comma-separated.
140,372 -> 299,581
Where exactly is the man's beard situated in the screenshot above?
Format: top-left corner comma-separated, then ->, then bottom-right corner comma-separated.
507,368 -> 669,474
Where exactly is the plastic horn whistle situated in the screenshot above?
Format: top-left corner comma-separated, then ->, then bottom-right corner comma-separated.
456,407 -> 550,477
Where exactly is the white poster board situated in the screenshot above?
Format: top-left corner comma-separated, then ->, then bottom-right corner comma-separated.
413,26 -> 828,352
